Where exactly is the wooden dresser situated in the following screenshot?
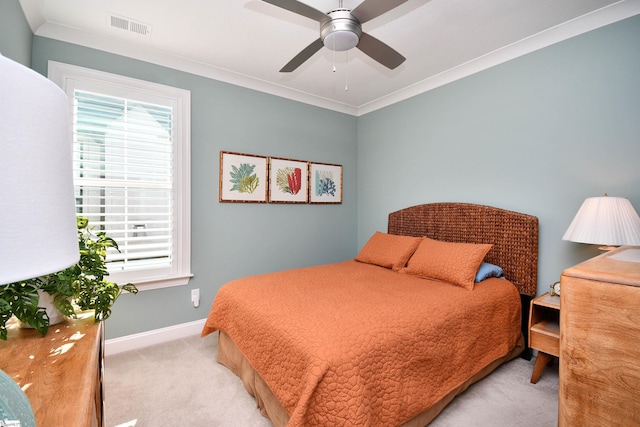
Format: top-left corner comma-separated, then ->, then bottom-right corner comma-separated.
559,246 -> 640,426
0,312 -> 104,427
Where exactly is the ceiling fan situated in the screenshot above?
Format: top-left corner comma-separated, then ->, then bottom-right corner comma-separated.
262,0 -> 408,72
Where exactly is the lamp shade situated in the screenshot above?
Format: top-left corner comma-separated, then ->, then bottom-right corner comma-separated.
0,55 -> 79,285
562,196 -> 640,246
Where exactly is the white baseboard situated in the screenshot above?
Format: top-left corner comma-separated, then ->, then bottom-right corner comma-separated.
105,318 -> 207,356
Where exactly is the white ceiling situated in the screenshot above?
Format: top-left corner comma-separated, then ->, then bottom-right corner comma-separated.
20,0 -> 640,115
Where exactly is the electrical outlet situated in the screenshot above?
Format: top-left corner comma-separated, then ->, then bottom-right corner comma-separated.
191,288 -> 200,308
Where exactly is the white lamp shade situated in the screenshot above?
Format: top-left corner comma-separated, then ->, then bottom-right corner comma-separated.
562,196 -> 640,246
0,55 -> 79,285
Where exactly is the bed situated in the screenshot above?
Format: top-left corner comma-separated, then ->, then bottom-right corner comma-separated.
202,202 -> 539,426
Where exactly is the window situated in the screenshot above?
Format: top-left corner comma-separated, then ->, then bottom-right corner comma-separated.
49,62 -> 191,290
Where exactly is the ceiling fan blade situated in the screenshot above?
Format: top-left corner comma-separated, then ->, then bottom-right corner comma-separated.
357,32 -> 406,70
262,0 -> 328,23
280,38 -> 324,72
351,0 -> 408,24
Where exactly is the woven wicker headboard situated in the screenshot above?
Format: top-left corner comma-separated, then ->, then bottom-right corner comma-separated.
388,203 -> 539,296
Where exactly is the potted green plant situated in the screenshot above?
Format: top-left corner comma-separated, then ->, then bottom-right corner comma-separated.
0,216 -> 137,339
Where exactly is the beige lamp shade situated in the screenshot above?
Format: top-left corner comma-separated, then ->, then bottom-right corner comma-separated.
0,55 -> 79,285
563,196 -> 640,246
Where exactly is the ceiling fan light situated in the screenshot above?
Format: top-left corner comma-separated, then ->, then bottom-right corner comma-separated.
323,30 -> 359,51
320,9 -> 362,52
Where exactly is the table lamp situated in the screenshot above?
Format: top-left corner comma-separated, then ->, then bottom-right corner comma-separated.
562,195 -> 640,249
1,54 -> 79,426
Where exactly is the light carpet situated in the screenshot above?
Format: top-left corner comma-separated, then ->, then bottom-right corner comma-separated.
104,333 -> 558,427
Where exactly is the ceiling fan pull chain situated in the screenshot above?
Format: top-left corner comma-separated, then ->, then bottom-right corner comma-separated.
333,36 -> 336,72
345,50 -> 349,91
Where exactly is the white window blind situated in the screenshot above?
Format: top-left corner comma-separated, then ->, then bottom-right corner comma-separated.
73,91 -> 173,272
49,61 -> 191,290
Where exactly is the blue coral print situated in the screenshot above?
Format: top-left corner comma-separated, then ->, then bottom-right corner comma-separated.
315,170 -> 336,197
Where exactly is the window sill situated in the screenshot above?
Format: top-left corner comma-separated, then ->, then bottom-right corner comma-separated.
120,273 -> 194,291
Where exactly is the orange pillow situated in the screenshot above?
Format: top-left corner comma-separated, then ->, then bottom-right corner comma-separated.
402,237 -> 493,290
355,232 -> 423,271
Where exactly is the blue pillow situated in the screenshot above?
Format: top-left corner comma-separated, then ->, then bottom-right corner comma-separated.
475,262 -> 504,282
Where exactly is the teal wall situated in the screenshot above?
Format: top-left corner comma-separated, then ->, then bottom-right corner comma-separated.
4,0 -> 640,338
357,15 -> 640,294
28,38 -> 358,339
0,0 -> 32,66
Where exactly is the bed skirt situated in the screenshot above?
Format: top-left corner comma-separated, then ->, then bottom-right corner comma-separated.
217,330 -> 525,427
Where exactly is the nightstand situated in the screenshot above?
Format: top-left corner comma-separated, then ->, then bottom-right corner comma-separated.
559,246 -> 640,425
528,292 -> 560,384
0,312 -> 104,426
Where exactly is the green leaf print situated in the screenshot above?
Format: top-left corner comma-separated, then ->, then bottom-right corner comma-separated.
229,163 -> 259,194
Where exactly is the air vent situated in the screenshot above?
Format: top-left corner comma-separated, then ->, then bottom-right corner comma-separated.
108,14 -> 152,36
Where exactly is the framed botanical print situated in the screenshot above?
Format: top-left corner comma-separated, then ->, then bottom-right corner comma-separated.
268,157 -> 309,203
219,151 -> 268,202
309,162 -> 342,204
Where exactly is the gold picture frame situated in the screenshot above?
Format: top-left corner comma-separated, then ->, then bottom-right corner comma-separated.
309,162 -> 342,204
268,157 -> 309,203
219,151 -> 268,203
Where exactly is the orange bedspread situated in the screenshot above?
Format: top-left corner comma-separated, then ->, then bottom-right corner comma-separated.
202,260 -> 521,426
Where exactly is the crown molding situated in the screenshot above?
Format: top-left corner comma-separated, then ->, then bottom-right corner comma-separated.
23,0 -> 640,117
357,0 -> 640,115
